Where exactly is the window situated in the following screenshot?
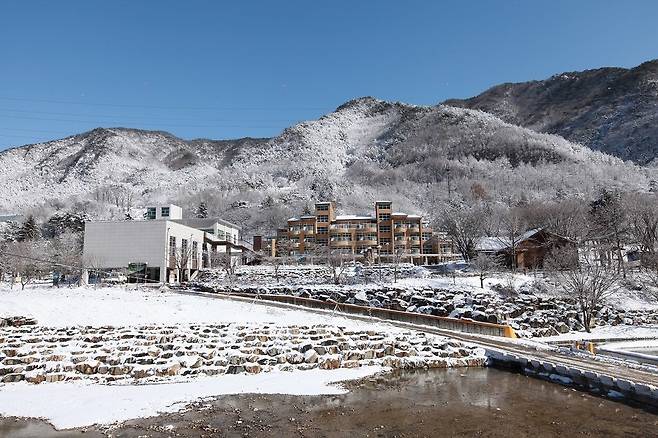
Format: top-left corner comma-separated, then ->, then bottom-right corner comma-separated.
218,230 -> 226,239
169,236 -> 176,257
161,207 -> 170,217
181,239 -> 188,265
379,225 -> 391,233
376,202 -> 391,210
318,215 -> 329,223
192,241 -> 198,262
317,226 -> 328,234
146,207 -> 156,220
380,237 -> 391,244
316,204 -> 329,211
317,238 -> 329,246
378,213 -> 391,221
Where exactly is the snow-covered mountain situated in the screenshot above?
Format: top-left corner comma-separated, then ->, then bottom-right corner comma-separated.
445,59 -> 658,164
0,97 -> 654,234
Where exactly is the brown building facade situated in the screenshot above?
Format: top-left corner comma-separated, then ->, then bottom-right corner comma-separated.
275,201 -> 459,263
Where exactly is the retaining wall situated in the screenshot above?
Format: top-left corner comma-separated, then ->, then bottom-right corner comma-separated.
486,349 -> 658,410
221,292 -> 517,338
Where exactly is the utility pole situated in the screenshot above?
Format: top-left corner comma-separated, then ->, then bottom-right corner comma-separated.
446,166 -> 452,200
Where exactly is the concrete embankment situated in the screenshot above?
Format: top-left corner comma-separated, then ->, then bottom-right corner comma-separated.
486,348 -> 658,409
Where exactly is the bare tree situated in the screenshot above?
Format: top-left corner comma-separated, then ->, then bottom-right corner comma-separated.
391,247 -> 407,283
326,250 -> 349,285
360,249 -> 375,284
4,240 -> 48,290
492,205 -> 528,270
211,250 -> 239,277
625,192 -> 658,264
438,203 -> 486,262
259,251 -> 290,284
48,231 -> 83,285
547,249 -> 619,333
274,237 -> 295,258
303,241 -> 325,265
472,252 -> 501,289
589,189 -> 629,277
174,239 -> 194,282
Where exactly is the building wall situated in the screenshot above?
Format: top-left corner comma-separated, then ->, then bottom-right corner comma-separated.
83,220 -> 169,269
83,220 -> 205,282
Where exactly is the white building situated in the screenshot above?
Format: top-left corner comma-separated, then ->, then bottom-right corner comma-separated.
82,204 -> 244,283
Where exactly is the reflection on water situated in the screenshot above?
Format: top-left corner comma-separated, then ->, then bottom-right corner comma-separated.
2,367 -> 657,437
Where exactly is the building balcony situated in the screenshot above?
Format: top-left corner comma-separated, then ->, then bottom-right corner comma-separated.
356,239 -> 377,245
408,226 -> 420,233
301,229 -> 315,236
290,229 -> 301,235
330,240 -> 353,247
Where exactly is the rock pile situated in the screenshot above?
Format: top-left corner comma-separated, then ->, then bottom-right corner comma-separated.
0,323 -> 485,385
191,283 -> 658,338
195,264 -> 426,286
0,316 -> 37,327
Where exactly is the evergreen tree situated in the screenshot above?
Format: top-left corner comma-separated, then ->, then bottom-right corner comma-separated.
196,201 -> 208,218
17,215 -> 40,241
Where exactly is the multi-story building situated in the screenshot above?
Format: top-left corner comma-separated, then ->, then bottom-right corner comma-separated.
82,204 -> 245,283
277,201 -> 436,263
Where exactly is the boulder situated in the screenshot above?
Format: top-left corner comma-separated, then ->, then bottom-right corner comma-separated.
319,356 -> 341,370
286,352 -> 304,364
304,349 -> 318,364
75,361 -> 99,375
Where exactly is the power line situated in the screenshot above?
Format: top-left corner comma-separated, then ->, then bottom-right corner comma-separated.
0,250 -> 162,284
0,108 -> 301,124
0,96 -> 332,112
0,113 -> 285,129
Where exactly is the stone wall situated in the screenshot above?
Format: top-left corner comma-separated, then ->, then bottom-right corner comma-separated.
0,323 -> 486,385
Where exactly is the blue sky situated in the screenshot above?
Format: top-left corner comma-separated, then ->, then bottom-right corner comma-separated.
1,0 -> 657,150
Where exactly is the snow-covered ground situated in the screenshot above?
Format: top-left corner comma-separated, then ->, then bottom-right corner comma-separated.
0,285 -> 395,330
0,285 -> 410,429
541,324 -> 658,342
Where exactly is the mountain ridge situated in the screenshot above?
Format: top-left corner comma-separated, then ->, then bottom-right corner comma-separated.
444,59 -> 658,164
0,97 -> 653,235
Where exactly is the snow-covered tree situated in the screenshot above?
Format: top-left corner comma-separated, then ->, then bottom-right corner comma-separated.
17,215 -> 40,241
195,202 -> 208,219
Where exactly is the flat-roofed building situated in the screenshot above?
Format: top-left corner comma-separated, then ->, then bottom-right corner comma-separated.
82,204 -> 245,283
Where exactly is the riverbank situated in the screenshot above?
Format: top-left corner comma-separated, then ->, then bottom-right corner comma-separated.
2,368 -> 657,437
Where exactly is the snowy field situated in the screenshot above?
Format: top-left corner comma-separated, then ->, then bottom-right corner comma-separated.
0,285 -> 397,330
0,285 -> 405,429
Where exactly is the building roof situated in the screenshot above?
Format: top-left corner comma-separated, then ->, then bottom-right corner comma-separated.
475,228 -> 544,252
173,217 -> 240,231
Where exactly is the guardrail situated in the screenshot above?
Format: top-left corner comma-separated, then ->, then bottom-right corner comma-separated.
221,291 -> 517,338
